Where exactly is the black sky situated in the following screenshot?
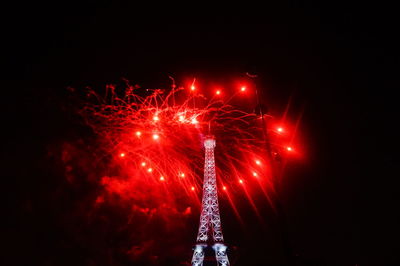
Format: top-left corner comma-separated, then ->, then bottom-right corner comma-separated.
2,1 -> 399,265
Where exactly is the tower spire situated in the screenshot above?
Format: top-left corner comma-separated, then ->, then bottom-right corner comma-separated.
191,136 -> 230,266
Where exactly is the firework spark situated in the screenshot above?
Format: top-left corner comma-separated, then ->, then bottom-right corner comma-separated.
65,77 -> 300,263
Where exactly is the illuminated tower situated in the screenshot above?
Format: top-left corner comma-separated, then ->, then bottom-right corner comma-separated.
191,136 -> 230,266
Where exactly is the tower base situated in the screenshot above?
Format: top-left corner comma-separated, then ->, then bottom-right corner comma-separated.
191,243 -> 230,266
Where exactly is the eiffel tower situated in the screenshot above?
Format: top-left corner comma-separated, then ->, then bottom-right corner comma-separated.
191,136 -> 230,266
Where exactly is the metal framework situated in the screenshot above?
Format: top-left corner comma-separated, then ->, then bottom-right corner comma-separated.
191,136 -> 230,266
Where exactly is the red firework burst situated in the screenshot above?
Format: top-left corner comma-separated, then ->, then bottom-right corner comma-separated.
78,77 -> 301,221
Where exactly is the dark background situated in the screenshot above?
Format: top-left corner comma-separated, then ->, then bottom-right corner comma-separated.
2,1 -> 398,265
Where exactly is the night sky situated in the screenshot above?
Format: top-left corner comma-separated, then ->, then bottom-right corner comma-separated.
2,2 -> 398,266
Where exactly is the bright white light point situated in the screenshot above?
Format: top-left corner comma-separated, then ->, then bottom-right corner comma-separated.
153,134 -> 159,140
277,127 -> 283,132
255,160 -> 261,165
241,86 -> 246,91
119,153 -> 125,157
287,147 -> 292,151
223,186 -> 227,190
179,115 -> 185,121
239,179 -> 244,184
191,186 -> 195,191
191,118 -> 198,124
180,173 -> 185,178
147,168 -> 153,172
141,162 -> 146,167
216,90 -> 221,95
135,131 -> 141,136
153,116 -> 159,121
191,85 -> 195,91
159,176 -> 165,181
253,172 -> 258,177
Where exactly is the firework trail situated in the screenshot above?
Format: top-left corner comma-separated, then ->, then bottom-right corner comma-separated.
62,77 -> 299,264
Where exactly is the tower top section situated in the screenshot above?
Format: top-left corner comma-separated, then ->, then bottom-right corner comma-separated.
204,136 -> 216,149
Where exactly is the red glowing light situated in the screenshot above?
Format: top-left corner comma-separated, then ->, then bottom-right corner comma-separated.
76,76 -> 305,238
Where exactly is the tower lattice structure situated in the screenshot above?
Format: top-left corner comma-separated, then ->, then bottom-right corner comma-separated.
191,136 -> 230,266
